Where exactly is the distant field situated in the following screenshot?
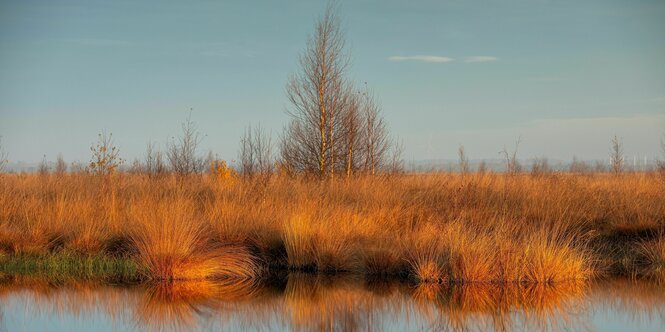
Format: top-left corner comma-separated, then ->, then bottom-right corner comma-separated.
0,172 -> 663,283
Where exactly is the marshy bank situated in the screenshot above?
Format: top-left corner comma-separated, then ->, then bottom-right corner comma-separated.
0,172 -> 663,283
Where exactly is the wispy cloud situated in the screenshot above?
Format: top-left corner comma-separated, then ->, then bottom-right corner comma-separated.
464,56 -> 497,63
62,38 -> 130,47
388,55 -> 453,63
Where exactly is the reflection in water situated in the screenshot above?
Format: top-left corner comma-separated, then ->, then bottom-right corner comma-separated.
1,275 -> 664,331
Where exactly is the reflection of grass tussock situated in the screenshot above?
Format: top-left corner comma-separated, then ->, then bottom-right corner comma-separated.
137,279 -> 262,332
412,281 -> 588,331
635,234 -> 665,281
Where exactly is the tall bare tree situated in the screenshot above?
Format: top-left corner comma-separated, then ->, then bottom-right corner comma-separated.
282,4 -> 350,178
610,135 -> 623,174
167,111 -> 205,175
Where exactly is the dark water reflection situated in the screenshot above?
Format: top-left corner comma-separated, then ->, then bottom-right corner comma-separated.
1,274 -> 664,331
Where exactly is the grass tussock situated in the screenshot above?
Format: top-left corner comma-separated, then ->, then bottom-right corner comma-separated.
0,172 -> 663,282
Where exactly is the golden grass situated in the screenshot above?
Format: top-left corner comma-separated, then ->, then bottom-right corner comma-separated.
0,171 -> 663,282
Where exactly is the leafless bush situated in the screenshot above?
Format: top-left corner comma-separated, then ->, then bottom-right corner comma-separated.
55,153 -> 67,175
0,136 -> 8,173
167,111 -> 205,176
500,137 -> 522,175
530,157 -> 550,176
239,124 -> 273,177
89,131 -> 123,175
477,160 -> 488,173
129,158 -> 143,174
360,89 -> 390,175
569,156 -> 591,174
458,145 -> 469,174
658,131 -> 665,178
610,135 -> 623,174
386,138 -> 405,175
144,142 -> 165,176
38,155 -> 49,175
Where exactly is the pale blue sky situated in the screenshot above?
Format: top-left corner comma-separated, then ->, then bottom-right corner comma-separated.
1,0 -> 664,164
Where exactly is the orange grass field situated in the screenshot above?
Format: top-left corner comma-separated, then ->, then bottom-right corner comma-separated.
0,171 -> 664,283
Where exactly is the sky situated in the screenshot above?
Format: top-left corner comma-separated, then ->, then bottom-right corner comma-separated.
1,0 -> 664,165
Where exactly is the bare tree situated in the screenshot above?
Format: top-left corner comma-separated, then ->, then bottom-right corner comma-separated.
530,157 -> 550,176
282,4 -> 350,178
38,154 -> 49,175
657,130 -> 665,174
458,145 -> 469,174
386,138 -> 405,174
145,142 -> 165,176
239,124 -> 273,177
569,156 -> 590,174
89,131 -> 123,175
167,111 -> 205,176
500,137 -> 522,175
477,160 -> 488,173
0,136 -> 8,173
55,153 -> 67,175
610,135 -> 623,174
361,89 -> 390,175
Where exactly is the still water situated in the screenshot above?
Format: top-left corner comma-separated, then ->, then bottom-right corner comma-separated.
1,274 -> 664,331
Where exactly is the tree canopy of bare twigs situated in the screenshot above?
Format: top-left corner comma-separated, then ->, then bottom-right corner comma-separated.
280,5 -> 397,178
167,111 -> 205,176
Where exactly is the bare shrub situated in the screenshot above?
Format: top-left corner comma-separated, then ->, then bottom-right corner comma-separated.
0,136 -> 8,172
569,156 -> 590,174
38,154 -> 49,175
55,153 -> 67,175
238,124 -> 273,177
458,145 -> 469,174
500,137 -> 522,175
167,111 -> 205,176
530,157 -> 550,176
89,131 -> 123,175
145,142 -> 166,176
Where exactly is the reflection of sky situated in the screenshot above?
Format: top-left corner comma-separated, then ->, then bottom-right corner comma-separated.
2,281 -> 665,332
1,0 -> 664,163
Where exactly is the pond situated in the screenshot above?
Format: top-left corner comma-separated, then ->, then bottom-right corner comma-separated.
1,275 -> 664,331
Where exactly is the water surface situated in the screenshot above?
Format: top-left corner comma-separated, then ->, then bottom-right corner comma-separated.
1,275 -> 664,331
